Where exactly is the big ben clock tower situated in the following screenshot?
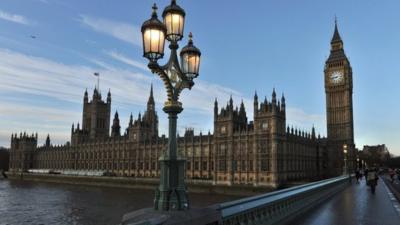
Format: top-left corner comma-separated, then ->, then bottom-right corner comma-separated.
324,21 -> 355,176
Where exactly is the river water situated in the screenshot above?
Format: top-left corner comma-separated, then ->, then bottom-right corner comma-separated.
0,180 -> 240,225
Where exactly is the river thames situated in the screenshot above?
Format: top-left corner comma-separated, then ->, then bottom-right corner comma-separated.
0,180 -> 240,225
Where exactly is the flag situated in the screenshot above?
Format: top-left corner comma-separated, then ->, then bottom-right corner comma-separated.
94,72 -> 99,77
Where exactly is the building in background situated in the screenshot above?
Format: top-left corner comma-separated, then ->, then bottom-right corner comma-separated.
8,23 -> 355,188
360,144 -> 390,168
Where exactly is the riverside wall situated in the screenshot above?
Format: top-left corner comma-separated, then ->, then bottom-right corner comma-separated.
5,172 -> 275,196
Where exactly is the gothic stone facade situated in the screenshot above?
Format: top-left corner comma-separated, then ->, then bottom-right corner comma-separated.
9,24 -> 354,188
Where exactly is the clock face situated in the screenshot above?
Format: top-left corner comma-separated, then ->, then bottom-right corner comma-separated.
330,71 -> 344,84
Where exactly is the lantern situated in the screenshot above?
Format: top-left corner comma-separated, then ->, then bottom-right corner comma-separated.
162,0 -> 185,42
180,33 -> 201,80
141,4 -> 167,61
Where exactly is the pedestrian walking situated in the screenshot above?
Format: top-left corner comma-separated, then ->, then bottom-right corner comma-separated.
364,168 -> 369,184
355,169 -> 361,184
367,168 -> 379,194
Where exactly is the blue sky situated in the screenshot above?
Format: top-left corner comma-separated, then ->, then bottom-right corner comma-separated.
0,0 -> 399,155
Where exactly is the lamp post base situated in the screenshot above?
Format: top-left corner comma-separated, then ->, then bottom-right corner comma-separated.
121,207 -> 221,225
154,158 -> 189,211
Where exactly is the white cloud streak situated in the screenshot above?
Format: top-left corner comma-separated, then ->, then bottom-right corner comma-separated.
0,10 -> 30,25
79,15 -> 141,46
0,48 -> 324,147
106,50 -> 148,71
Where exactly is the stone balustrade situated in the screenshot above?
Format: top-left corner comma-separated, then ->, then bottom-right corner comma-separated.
121,176 -> 351,225
218,176 -> 350,225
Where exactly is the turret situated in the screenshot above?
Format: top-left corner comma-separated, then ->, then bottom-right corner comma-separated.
281,93 -> 285,111
254,91 -> 258,116
272,88 -> 277,105
84,88 -> 88,103
129,113 -> 133,126
148,84 -> 155,109
45,134 -> 51,147
111,111 -> 121,137
214,98 -> 218,120
229,95 -> 233,110
93,87 -> 99,101
312,126 -> 316,140
107,89 -> 111,104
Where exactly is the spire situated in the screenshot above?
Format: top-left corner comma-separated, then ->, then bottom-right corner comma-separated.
214,98 -> 218,117
312,125 -> 316,139
114,110 -> 119,119
331,17 -> 342,44
240,99 -> 245,114
45,134 -> 51,147
281,93 -> 286,111
229,95 -> 233,108
253,91 -> 258,115
84,88 -> 88,102
148,84 -> 155,105
129,113 -> 133,126
93,87 -> 99,100
111,110 -> 121,137
272,88 -> 276,104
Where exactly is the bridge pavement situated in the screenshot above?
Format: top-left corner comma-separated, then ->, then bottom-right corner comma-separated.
297,177 -> 400,225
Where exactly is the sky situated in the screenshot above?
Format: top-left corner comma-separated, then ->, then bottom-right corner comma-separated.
0,0 -> 399,155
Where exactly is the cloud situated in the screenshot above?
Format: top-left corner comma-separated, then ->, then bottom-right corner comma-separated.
0,10 -> 30,25
79,15 -> 141,46
0,48 -> 325,148
105,50 -> 148,71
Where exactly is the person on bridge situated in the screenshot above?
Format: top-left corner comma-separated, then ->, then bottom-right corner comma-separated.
389,168 -> 395,183
367,168 -> 379,194
364,168 -> 369,184
355,169 -> 361,184
396,168 -> 400,181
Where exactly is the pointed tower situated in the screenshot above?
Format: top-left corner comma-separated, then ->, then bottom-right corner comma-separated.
45,134 -> 51,147
142,84 -> 158,139
111,111 -> 121,137
214,98 -> 218,120
81,87 -> 111,140
147,84 -> 155,111
254,91 -> 258,117
324,20 -> 355,176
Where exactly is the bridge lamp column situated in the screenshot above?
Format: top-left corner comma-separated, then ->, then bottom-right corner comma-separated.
343,144 -> 348,175
356,157 -> 360,170
141,0 -> 201,211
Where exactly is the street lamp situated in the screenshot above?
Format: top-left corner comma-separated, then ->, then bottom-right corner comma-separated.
141,0 -> 201,211
343,144 -> 348,175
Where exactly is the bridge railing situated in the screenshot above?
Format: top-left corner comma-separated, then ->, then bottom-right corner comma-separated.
217,176 -> 350,225
120,176 -> 351,225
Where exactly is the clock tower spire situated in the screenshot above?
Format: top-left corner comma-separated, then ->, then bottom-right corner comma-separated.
324,20 -> 355,176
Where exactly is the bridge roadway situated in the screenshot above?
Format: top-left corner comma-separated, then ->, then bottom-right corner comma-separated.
297,177 -> 400,225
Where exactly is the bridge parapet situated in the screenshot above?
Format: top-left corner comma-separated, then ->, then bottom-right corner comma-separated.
218,176 -> 350,225
121,176 -> 351,225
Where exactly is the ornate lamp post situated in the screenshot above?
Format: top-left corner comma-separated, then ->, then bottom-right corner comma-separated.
343,144 -> 348,175
141,0 -> 201,211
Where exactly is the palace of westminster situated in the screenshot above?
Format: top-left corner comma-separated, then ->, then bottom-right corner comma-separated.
8,23 -> 356,187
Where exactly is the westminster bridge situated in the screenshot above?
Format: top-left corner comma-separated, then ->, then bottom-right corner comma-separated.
121,175 -> 400,225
